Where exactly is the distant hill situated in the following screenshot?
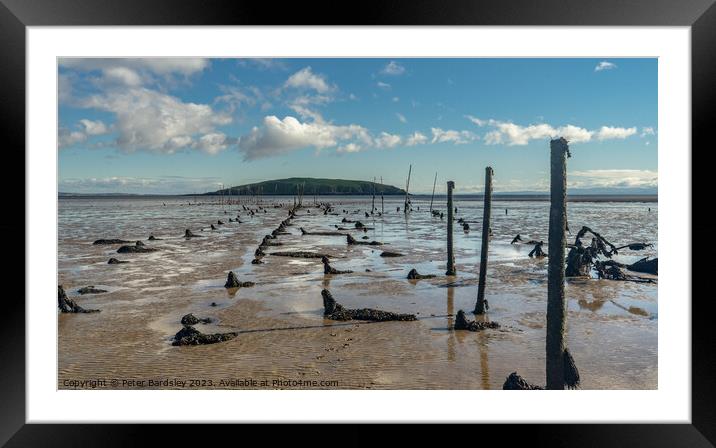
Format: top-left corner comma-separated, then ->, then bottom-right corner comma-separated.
203,177 -> 406,196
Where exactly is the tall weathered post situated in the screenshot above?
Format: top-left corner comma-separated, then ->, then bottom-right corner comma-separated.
546,137 -> 569,389
380,176 -> 384,214
404,164 -> 412,214
429,172 -> 437,213
371,177 -> 376,212
474,166 -> 493,315
446,181 -> 456,275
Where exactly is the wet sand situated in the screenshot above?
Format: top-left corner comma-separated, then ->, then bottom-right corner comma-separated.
58,196 -> 657,389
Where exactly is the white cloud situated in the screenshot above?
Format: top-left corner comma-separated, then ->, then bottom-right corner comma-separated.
79,119 -> 109,136
465,115 -> 487,126
59,58 -> 210,77
59,175 -> 223,195
396,113 -> 407,123
641,126 -> 656,137
336,143 -> 362,153
430,128 -> 478,145
595,61 -> 617,72
194,132 -> 232,155
477,119 -> 635,146
59,119 -> 111,148
284,67 -> 335,93
102,66 -> 143,87
79,87 -> 232,154
381,61 -> 406,75
374,132 -> 402,149
376,81 -> 391,89
406,132 -> 428,146
569,169 -> 657,189
58,129 -> 88,148
595,126 -> 637,140
238,116 -> 371,161
392,97 -> 400,102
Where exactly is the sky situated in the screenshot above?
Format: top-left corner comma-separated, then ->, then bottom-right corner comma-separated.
58,58 -> 657,195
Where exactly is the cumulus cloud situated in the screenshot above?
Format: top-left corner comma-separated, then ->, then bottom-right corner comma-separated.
336,143 -> 362,153
595,126 -> 637,140
194,132 -> 233,155
58,119 -> 111,148
79,87 -> 231,154
470,117 -> 638,146
569,169 -> 657,189
381,61 -> 406,75
59,58 -> 210,77
430,128 -> 478,145
374,132 -> 402,149
595,61 -> 617,72
238,115 -> 371,160
406,132 -> 428,146
465,115 -> 487,126
284,67 -> 335,93
79,119 -> 109,136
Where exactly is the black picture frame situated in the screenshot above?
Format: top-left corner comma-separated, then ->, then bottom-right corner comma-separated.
2,0 -> 710,444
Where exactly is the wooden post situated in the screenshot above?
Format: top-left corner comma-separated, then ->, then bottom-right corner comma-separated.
380,176 -> 384,214
446,181 -> 456,275
474,166 -> 493,315
546,137 -> 569,390
404,164 -> 412,214
372,177 -> 376,212
429,171 -> 437,214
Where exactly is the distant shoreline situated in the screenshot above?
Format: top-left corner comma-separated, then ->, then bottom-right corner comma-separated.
58,193 -> 658,203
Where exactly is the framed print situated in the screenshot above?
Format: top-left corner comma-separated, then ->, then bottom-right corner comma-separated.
3,0 -> 712,444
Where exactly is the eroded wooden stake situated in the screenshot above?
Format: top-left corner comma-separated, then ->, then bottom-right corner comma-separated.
446,181 -> 456,275
474,167 -> 493,314
546,137 -> 569,389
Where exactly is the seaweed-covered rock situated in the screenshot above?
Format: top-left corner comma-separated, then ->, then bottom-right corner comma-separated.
454,310 -> 499,331
210,224 -> 217,230
628,257 -> 658,275
184,229 -> 202,238
107,258 -> 128,264
117,242 -> 158,253
510,234 -> 522,244
251,258 -> 264,264
407,268 -> 436,280
217,220 -> 224,225
93,238 -> 131,245
300,227 -> 345,236
148,235 -> 161,241
77,286 -> 107,295
502,372 -> 543,390
322,256 -> 352,274
346,234 -> 383,246
380,251 -> 404,257
180,313 -> 212,325
321,289 -> 416,322
224,271 -> 255,288
270,251 -> 327,259
171,325 -> 238,346
528,241 -> 547,258
58,285 -> 100,313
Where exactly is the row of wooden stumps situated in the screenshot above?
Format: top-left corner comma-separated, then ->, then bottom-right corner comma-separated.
444,167 -> 492,315
442,137 -> 579,389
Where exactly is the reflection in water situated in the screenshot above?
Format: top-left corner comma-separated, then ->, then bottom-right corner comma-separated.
446,286 -> 455,363
58,195 -> 657,390
578,299 -> 606,312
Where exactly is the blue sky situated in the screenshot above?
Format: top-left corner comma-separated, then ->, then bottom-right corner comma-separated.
58,58 -> 657,194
